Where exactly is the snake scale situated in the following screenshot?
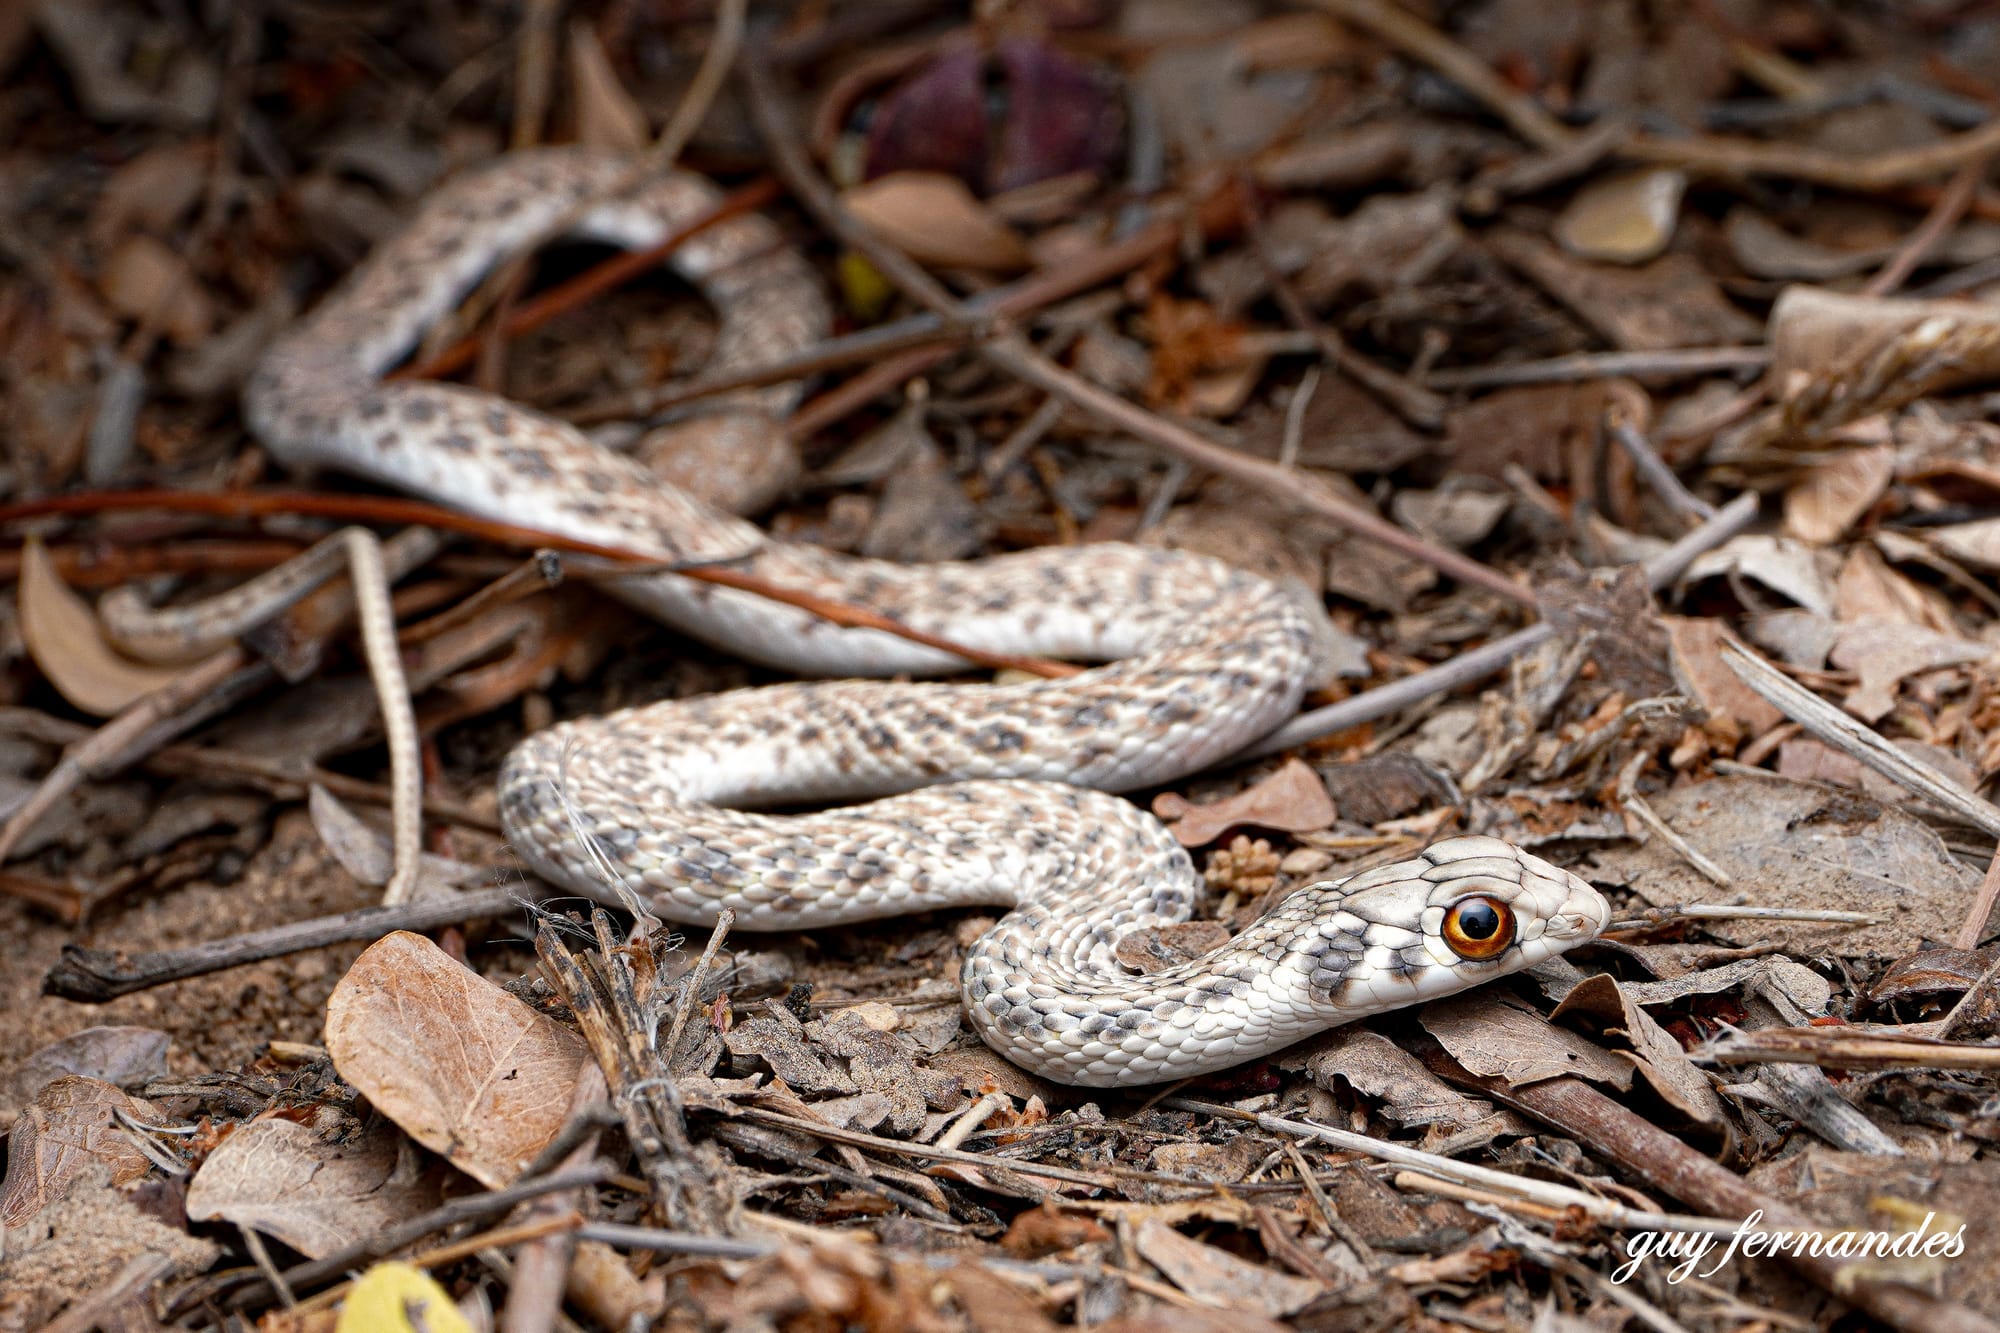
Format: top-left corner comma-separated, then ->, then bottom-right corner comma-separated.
245,148 -> 1609,1086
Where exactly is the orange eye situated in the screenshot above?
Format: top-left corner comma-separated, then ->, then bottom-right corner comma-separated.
1442,896 -> 1515,960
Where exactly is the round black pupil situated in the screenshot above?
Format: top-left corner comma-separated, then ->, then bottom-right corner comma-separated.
1456,903 -> 1500,939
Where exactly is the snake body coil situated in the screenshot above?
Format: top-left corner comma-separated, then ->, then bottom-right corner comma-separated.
247,148 -> 1609,1086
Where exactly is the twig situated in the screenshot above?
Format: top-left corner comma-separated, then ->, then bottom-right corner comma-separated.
1238,491 -> 1759,759
573,179 -> 1250,428
1720,643 -> 2000,852
1606,412 -> 1717,524
1608,904 -> 1884,931
738,50 -> 1532,607
0,707 -> 500,833
1238,183 -> 1445,429
661,906 -> 732,1070
394,177 -> 782,383
41,885 -> 545,1003
1862,154 -> 1991,297
1304,0 -> 1572,151
1698,1025 -> 2000,1072
1424,347 -> 1771,391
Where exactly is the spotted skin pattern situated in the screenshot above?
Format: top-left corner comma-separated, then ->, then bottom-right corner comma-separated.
246,147 -> 1611,1086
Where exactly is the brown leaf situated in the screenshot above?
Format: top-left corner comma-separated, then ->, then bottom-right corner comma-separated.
1001,1201 -> 1111,1258
97,233 -> 214,344
1829,619 -> 1986,723
844,172 -> 1030,271
1554,169 -> 1685,264
1420,994 -> 1634,1091
1834,543 -> 1956,632
1551,975 -> 1726,1127
1152,758 -> 1336,848
0,1077 -> 160,1228
1784,444 -> 1894,545
1133,1217 -> 1324,1317
1662,617 -> 1783,735
568,22 -> 647,152
184,1110 -> 440,1258
18,536 -> 213,716
324,931 -> 590,1189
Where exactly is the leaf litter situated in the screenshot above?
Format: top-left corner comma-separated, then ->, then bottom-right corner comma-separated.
9,2 -> 2000,1330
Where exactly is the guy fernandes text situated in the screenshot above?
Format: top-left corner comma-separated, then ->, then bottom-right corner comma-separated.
1614,1208 -> 1965,1285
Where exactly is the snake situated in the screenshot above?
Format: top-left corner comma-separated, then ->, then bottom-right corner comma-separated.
243,147 -> 1610,1087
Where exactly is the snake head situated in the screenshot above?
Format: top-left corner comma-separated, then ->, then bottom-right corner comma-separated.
1299,835 -> 1611,1014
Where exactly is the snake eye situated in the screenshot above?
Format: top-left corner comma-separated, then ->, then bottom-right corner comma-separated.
1442,896 -> 1515,960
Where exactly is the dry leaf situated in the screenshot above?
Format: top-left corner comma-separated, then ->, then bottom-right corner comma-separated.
97,233 -> 214,344
1684,533 -> 1836,616
1554,169 -> 1685,264
1927,516 -> 2000,571
1133,1217 -> 1324,1317
568,22 -> 647,152
1552,975 -> 1726,1127
1834,543 -> 1955,632
1662,617 -> 1783,735
1584,776 -> 1979,955
324,931 -> 590,1188
18,537 -> 210,716
0,1027 -> 170,1132
1829,619 -> 1986,722
185,1110 -> 440,1258
1723,208 -> 1890,281
1420,994 -> 1634,1091
1784,444 -> 1895,545
0,1077 -> 160,1228
1151,758 -> 1336,847
844,172 -> 1030,270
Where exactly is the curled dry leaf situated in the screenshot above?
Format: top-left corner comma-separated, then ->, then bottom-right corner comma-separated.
1828,619 -> 1986,723
0,1076 -> 160,1229
1719,287 -> 2000,461
1151,757 -> 1337,848
1584,776 -> 1978,955
844,172 -> 1030,271
184,1110 -> 440,1259
324,931 -> 590,1189
568,21 -> 648,153
18,537 -> 215,716
1551,974 -> 1726,1128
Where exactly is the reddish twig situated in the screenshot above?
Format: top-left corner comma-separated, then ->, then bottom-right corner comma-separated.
0,489 -> 1078,678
